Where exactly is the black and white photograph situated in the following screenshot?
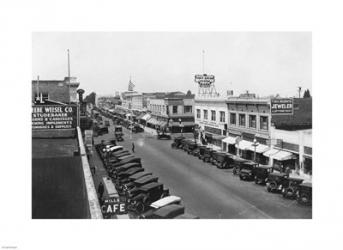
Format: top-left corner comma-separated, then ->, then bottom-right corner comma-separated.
1,1 -> 343,250
32,32 -> 312,219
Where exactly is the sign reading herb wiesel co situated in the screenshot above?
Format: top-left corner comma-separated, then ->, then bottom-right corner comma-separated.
271,98 -> 294,115
32,105 -> 78,130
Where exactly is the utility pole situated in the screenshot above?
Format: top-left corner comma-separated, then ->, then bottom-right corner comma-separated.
67,49 -> 71,103
298,86 -> 302,98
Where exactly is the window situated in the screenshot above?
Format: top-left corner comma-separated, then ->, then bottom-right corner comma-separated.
173,105 -> 178,114
196,109 -> 201,119
184,105 -> 192,113
260,116 -> 268,130
249,115 -> 256,128
230,113 -> 236,125
203,110 -> 208,120
220,111 -> 225,122
239,114 -> 246,127
211,110 -> 216,121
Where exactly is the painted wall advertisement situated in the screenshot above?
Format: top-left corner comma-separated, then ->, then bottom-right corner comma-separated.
32,105 -> 78,130
271,98 -> 294,115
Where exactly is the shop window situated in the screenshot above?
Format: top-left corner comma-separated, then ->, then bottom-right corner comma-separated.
173,105 -> 178,114
220,111 -> 225,122
184,105 -> 192,113
204,110 -> 208,120
239,114 -> 246,127
260,116 -> 268,130
211,110 -> 216,121
230,113 -> 236,125
249,115 -> 256,128
196,109 -> 201,119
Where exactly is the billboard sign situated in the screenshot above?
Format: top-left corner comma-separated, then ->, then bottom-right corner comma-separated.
101,197 -> 127,215
32,105 -> 78,130
194,74 -> 215,87
271,98 -> 294,115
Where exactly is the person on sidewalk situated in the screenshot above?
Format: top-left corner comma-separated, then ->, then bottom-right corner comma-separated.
97,182 -> 104,200
132,142 -> 135,153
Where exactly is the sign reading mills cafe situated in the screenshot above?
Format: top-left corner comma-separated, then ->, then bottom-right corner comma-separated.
32,105 -> 78,130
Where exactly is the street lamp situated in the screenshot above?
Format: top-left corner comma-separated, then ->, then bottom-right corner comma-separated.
179,118 -> 183,137
169,119 -> 173,134
252,138 -> 259,163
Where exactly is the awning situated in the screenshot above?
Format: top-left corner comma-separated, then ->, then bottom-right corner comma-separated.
235,140 -> 253,150
222,136 -> 237,145
263,148 -> 279,157
271,150 -> 296,161
247,144 -> 270,153
147,118 -> 158,125
136,113 -> 145,120
141,114 -> 151,121
212,135 -> 226,141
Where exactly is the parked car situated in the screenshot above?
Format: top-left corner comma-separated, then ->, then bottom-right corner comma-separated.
239,162 -> 259,181
201,147 -> 214,163
126,182 -> 170,213
232,157 -> 251,175
157,128 -> 172,139
171,136 -> 185,149
266,172 -> 289,193
139,195 -> 182,218
112,167 -> 145,184
116,171 -> 152,187
114,125 -> 124,141
122,175 -> 159,192
112,162 -> 142,176
110,157 -> 141,168
296,182 -> 312,206
253,165 -> 273,185
281,177 -> 304,199
143,204 -> 185,219
184,141 -> 198,154
211,151 -> 230,169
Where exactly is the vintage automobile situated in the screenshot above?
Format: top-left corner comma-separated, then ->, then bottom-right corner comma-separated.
253,165 -> 273,185
157,128 -> 172,139
232,157 -> 251,175
126,182 -> 170,213
266,172 -> 289,193
110,157 -> 141,168
131,124 -> 144,133
201,147 -> 214,163
105,154 -> 134,166
115,171 -> 152,187
112,167 -> 145,185
142,204 -> 185,219
296,182 -> 312,206
281,177 -> 304,199
114,125 -> 124,141
211,151 -> 230,169
122,175 -> 158,191
184,141 -> 198,154
171,136 -> 186,149
96,125 -> 109,136
139,196 -> 182,218
112,162 -> 142,176
239,162 -> 259,181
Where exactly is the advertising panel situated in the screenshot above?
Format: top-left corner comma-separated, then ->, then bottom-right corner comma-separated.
271,98 -> 294,115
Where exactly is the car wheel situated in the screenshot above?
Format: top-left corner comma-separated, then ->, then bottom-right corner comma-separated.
267,185 -> 271,192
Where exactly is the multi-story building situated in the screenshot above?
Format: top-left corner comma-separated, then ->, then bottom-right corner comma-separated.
195,98 -> 228,150
32,76 -> 80,103
223,96 -> 271,164
147,92 -> 195,132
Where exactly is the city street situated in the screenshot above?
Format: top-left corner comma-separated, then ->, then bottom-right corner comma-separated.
96,121 -> 312,219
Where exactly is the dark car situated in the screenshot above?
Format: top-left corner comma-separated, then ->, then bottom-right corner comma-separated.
266,172 -> 289,193
126,182 -> 170,213
281,177 -> 304,199
157,128 -> 172,139
253,165 -> 273,185
112,162 -> 142,176
201,147 -> 214,163
184,141 -> 198,155
143,204 -> 185,219
110,157 -> 141,168
296,182 -> 312,206
114,126 -> 124,141
239,162 -> 259,181
113,167 -> 145,184
232,157 -> 251,175
171,136 -> 185,149
122,175 -> 159,192
115,172 -> 153,188
211,151 -> 230,169
197,146 -> 207,159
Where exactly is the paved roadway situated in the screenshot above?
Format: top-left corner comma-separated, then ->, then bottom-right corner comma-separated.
97,120 -> 312,219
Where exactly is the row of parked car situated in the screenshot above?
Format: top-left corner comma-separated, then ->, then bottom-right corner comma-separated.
171,136 -> 312,206
95,139 -> 200,219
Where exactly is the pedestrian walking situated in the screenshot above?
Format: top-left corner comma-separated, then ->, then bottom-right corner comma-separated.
132,142 -> 135,153
97,182 -> 104,200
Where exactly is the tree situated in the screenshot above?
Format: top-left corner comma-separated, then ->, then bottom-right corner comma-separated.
303,89 -> 311,98
84,92 -> 96,105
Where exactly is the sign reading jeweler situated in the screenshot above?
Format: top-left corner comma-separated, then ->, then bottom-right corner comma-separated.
271,98 -> 294,115
32,105 -> 78,130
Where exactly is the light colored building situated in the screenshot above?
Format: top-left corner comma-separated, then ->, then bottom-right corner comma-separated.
195,98 -> 228,150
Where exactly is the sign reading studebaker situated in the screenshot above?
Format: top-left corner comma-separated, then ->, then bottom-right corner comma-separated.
271,98 -> 294,115
32,105 -> 78,130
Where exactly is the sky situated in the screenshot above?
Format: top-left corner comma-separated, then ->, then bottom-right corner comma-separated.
32,32 -> 311,97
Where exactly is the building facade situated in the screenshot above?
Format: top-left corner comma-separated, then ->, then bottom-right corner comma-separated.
194,98 -> 228,150
32,76 -> 80,103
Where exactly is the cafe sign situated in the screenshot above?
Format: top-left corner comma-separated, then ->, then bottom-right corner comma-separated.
32,105 -> 78,130
101,197 -> 127,215
271,98 -> 294,115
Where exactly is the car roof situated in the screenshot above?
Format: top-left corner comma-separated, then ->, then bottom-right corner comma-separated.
300,182 -> 312,187
256,165 -> 272,169
129,172 -> 152,179
134,175 -> 158,184
139,182 -> 163,191
117,162 -> 140,169
152,204 -> 185,218
150,196 -> 182,209
269,172 -> 287,177
120,167 -> 143,175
